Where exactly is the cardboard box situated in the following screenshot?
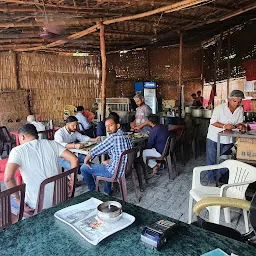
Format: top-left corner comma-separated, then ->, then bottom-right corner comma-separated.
236,138 -> 256,161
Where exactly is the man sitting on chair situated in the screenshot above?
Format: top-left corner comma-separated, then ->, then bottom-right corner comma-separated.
27,114 -> 47,139
4,124 -> 78,211
142,115 -> 171,175
81,117 -> 132,195
54,116 -> 100,170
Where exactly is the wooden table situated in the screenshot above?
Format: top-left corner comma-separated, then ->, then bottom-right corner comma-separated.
0,191 -> 255,256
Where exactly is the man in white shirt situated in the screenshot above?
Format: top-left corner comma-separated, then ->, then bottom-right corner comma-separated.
27,114 -> 47,139
206,90 -> 246,181
54,116 -> 100,170
4,124 -> 78,211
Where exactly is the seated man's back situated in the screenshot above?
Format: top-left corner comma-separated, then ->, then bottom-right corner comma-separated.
8,139 -> 65,209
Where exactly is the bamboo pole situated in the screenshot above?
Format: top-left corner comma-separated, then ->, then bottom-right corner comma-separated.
178,31 -> 183,123
227,31 -> 230,98
15,0 -> 210,52
12,51 -> 20,90
100,24 -> 107,120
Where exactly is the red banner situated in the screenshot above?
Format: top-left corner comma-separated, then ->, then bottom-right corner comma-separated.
244,59 -> 256,81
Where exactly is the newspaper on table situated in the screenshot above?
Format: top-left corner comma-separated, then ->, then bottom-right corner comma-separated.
54,197 -> 135,245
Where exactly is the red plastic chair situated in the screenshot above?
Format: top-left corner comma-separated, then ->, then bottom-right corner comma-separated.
0,158 -> 22,185
0,183 -> 26,229
95,148 -> 139,202
34,167 -> 78,214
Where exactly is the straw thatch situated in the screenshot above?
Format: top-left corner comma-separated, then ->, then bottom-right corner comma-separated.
0,0 -> 254,53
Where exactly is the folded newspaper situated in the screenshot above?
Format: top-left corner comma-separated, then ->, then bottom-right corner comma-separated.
54,197 -> 135,245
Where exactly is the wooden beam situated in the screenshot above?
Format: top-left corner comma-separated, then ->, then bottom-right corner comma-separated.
0,0 -> 90,10
15,0 -> 210,52
100,24 -> 107,120
181,2 -> 256,32
220,2 -> 256,21
0,38 -> 53,43
0,18 -> 99,28
0,43 -> 41,50
93,31 -> 151,39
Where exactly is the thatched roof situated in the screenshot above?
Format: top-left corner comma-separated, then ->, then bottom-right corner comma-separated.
0,0 -> 255,53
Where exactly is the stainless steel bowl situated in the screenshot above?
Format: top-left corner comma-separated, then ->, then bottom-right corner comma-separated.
203,109 -> 213,118
191,108 -> 203,117
185,106 -> 192,114
97,201 -> 122,222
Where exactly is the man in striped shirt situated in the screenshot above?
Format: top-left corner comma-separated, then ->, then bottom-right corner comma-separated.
81,117 -> 132,195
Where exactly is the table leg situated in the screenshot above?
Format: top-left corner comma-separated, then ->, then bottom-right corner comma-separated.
216,134 -> 221,164
216,133 -> 221,184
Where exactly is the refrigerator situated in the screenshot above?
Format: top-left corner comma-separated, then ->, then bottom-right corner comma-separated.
134,81 -> 157,114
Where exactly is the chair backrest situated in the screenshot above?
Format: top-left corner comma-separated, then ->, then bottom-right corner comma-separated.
161,134 -> 176,158
37,130 -> 49,140
0,183 -> 26,229
221,160 -> 256,198
0,126 -> 12,143
115,148 -> 136,178
34,167 -> 78,214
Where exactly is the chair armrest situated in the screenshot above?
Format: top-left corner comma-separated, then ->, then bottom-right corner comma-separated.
192,163 -> 223,189
220,180 -> 255,197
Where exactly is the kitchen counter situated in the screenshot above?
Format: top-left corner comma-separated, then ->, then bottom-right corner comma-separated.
0,191 -> 255,256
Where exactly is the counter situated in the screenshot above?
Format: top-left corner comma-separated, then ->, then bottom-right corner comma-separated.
0,191 -> 255,255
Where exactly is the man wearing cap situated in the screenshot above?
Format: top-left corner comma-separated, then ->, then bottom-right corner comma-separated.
130,93 -> 152,134
206,90 -> 246,181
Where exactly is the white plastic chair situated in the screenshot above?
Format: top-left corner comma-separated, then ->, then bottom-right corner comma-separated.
188,159 -> 256,233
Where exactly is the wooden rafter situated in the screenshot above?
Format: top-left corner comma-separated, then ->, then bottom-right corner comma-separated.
15,0 -> 212,51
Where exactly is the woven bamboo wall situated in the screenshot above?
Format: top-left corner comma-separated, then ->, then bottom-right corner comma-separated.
107,46 -> 202,104
0,90 -> 29,130
19,53 -> 100,124
0,52 -> 17,90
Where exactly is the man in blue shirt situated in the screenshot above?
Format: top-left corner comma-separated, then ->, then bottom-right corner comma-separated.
96,112 -> 120,137
142,115 -> 170,175
81,116 -> 132,195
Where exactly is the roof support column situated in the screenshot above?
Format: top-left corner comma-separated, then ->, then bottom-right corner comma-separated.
100,23 -> 106,121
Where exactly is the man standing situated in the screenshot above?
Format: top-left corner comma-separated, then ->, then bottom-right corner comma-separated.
4,124 -> 78,210
191,93 -> 203,107
54,116 -> 100,170
142,115 -> 171,175
206,90 -> 246,181
130,94 -> 152,134
81,117 -> 132,195
197,90 -> 204,106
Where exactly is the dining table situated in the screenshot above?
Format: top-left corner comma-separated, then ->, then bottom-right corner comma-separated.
0,191 -> 255,256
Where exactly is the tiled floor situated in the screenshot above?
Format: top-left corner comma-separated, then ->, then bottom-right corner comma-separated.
1,151 -> 249,234
75,154 -> 249,234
